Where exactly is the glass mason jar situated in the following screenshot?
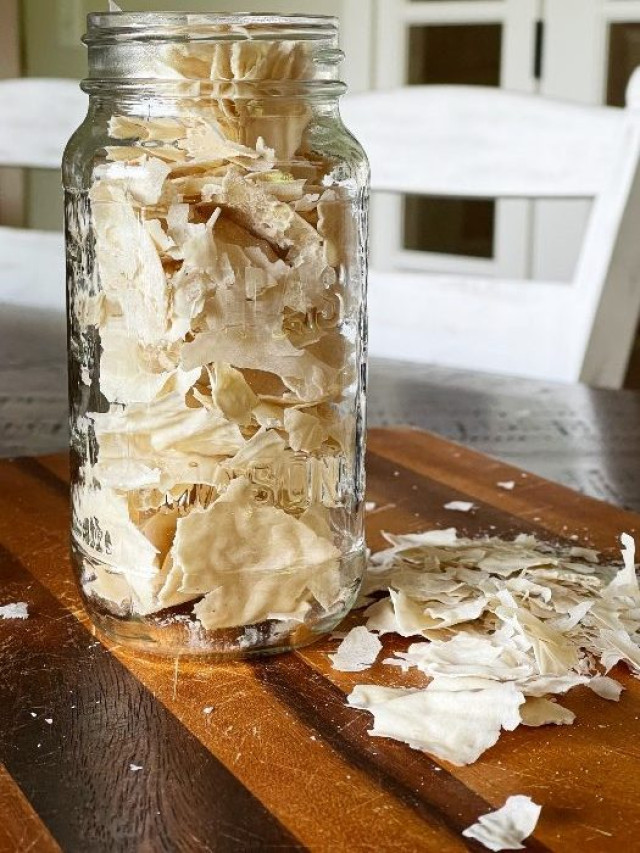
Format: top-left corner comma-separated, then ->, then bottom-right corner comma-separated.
63,12 -> 369,656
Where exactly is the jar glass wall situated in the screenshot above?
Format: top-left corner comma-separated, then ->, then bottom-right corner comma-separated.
63,13 -> 369,656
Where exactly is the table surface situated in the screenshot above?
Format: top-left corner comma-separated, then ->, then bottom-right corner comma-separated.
0,428 -> 639,852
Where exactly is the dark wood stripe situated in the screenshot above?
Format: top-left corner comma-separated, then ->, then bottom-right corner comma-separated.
21,455 -> 548,851
252,655 -> 551,852
0,543 -> 303,853
366,450 -> 559,542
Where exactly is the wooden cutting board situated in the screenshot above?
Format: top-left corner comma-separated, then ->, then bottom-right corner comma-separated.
0,427 -> 638,853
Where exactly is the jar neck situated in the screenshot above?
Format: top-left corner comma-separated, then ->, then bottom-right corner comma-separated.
82,12 -> 344,96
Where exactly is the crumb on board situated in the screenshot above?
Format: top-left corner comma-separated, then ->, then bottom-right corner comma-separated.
444,501 -> 475,513
462,795 -> 541,851
0,602 -> 29,620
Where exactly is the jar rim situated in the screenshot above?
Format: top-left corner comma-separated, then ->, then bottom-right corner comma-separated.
84,12 -> 339,44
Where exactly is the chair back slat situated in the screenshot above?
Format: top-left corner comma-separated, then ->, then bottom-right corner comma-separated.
342,86 -> 629,198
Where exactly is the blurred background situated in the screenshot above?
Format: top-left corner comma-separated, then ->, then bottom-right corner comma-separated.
2,0 -> 640,462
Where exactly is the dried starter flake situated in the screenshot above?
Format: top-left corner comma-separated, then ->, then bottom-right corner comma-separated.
569,546 -> 600,563
588,675 -> 624,701
99,155 -> 172,206
364,597 -> 398,635
329,626 -> 382,672
605,532 -> 639,602
520,697 -> 575,726
174,478 -> 339,628
392,635 -> 533,683
85,566 -> 134,611
97,319 -> 193,406
462,795 -> 541,851
210,362 -> 258,425
348,680 -> 524,766
283,408 -> 329,453
496,592 -> 580,676
91,189 -> 170,346
597,628 -> 640,673
73,483 -> 160,578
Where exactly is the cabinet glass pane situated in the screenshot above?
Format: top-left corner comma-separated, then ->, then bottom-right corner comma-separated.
404,195 -> 494,258
404,24 -> 502,259
407,24 -> 502,87
607,23 -> 640,106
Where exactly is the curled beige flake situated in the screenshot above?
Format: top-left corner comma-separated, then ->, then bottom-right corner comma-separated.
588,675 -> 624,701
170,477 -> 338,629
283,408 -> 329,453
347,681 -> 524,766
220,427 -> 287,474
210,362 -> 258,425
97,319 -> 194,405
364,597 -> 398,635
317,189 -> 352,268
95,156 -> 172,207
462,795 -> 541,852
496,590 -> 581,676
109,115 -> 187,143
91,190 -> 171,346
181,326 -> 342,403
84,566 -> 134,611
329,626 -> 382,672
72,481 -> 160,578
520,696 -> 575,726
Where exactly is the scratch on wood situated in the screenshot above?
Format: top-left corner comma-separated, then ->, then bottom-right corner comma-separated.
172,654 -> 180,700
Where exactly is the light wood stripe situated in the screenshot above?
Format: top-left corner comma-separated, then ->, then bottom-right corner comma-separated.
0,765 -> 61,853
367,428 -> 640,549
0,456 -> 466,852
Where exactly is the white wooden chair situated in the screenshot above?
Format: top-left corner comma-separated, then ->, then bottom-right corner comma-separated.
342,76 -> 640,388
0,79 -> 87,318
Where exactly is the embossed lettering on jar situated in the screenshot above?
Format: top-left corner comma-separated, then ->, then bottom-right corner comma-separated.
63,12 -> 369,656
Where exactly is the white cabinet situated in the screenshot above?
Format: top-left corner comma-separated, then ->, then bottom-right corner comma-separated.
367,0 -> 640,284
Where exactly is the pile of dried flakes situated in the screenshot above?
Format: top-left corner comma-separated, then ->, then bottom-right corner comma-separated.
330,528 -> 640,767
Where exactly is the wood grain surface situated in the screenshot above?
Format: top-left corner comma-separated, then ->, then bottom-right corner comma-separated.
0,427 -> 638,852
